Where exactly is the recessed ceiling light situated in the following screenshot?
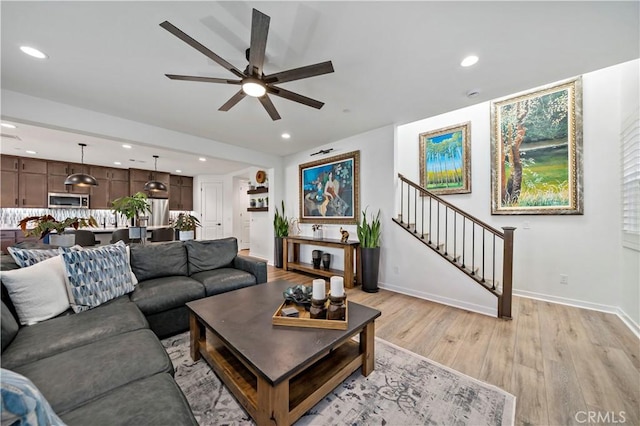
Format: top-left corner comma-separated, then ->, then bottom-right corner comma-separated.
25,150 -> 37,154
114,161 -> 122,165
281,133 -> 291,139
20,46 -> 47,59
0,123 -> 17,129
122,144 -> 132,149
176,169 -> 182,173
460,55 -> 479,67
199,157 -> 206,162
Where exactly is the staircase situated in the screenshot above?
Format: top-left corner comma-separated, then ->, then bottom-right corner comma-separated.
393,174 -> 515,319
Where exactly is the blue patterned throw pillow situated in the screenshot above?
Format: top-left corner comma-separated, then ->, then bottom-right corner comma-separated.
1,369 -> 65,426
60,241 -> 134,313
7,246 -> 61,268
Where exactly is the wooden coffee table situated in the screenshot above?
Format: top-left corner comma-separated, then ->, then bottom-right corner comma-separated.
186,280 -> 381,426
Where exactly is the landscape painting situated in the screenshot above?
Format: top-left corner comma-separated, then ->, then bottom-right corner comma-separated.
299,151 -> 360,224
419,122 -> 471,195
491,77 -> 583,215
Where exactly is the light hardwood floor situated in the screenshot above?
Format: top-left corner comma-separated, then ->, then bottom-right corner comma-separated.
266,263 -> 640,426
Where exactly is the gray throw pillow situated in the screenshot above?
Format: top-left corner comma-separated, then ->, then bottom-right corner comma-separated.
185,238 -> 238,275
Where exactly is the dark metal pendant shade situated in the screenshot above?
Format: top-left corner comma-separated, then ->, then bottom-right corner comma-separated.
64,173 -> 98,186
144,155 -> 167,192
144,180 -> 168,192
65,143 -> 98,187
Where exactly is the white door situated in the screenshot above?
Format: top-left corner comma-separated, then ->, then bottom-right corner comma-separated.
239,181 -> 251,250
201,182 -> 223,240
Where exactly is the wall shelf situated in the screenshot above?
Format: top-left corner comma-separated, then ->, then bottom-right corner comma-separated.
247,187 -> 268,195
247,207 -> 268,212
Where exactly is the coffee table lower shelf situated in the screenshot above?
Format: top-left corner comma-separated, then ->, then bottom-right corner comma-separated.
195,330 -> 366,425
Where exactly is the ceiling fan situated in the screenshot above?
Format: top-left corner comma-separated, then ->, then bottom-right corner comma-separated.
160,8 -> 335,121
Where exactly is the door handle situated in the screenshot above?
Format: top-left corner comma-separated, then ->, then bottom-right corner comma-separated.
217,223 -> 221,226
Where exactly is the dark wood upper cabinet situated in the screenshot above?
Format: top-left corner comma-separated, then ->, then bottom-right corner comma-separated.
129,168 -> 170,197
169,175 -> 193,211
1,156 -> 19,208
1,156 -> 49,208
89,166 -> 132,209
47,161 -> 91,194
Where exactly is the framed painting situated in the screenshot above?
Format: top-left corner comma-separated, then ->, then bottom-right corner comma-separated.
299,150 -> 360,224
490,77 -> 583,215
419,122 -> 471,195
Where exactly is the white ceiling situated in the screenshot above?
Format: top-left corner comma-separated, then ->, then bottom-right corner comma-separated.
1,1 -> 638,174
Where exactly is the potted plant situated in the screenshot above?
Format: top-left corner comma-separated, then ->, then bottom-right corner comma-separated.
171,212 -> 201,241
357,208 -> 381,293
257,198 -> 264,208
19,215 -> 98,247
111,192 -> 152,240
273,200 -> 289,268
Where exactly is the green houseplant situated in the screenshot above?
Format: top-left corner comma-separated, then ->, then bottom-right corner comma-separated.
273,200 -> 289,268
19,215 -> 98,247
171,212 -> 201,241
111,192 -> 152,240
357,208 -> 381,292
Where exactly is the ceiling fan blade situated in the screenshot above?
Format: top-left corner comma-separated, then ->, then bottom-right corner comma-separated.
258,95 -> 281,121
160,21 -> 245,79
267,86 -> 325,109
218,90 -> 247,111
263,61 -> 334,84
248,9 -> 270,77
165,74 -> 242,84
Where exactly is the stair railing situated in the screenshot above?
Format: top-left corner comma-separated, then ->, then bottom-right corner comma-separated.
395,174 -> 514,319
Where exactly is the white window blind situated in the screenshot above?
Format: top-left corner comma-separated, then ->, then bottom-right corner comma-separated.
622,108 -> 640,251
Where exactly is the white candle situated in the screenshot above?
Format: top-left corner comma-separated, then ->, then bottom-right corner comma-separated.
330,276 -> 344,297
312,279 -> 326,300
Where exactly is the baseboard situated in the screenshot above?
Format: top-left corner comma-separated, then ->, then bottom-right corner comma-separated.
379,282 -> 497,317
514,289 -> 640,338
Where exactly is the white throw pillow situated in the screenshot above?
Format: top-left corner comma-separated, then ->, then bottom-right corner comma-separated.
1,256 -> 71,325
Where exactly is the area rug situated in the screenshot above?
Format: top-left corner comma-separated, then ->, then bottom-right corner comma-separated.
162,332 -> 516,426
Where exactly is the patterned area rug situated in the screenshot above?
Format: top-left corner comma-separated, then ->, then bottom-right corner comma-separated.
162,332 -> 515,426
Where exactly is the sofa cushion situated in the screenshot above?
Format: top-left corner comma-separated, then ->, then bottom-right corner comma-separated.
60,242 -> 134,313
13,329 -> 173,415
1,255 -> 71,325
130,276 -> 205,316
185,238 -> 238,275
0,368 -> 64,426
190,268 -> 257,296
130,241 -> 188,281
60,373 -> 197,426
1,298 -> 147,369
1,301 -> 19,352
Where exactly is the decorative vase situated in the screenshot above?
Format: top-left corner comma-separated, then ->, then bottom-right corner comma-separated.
128,226 -> 147,242
49,233 -> 75,248
361,247 -> 381,293
250,199 -> 256,208
179,230 -> 194,241
322,252 -> 331,270
327,295 -> 346,321
312,250 -> 322,269
274,237 -> 284,268
313,228 -> 323,239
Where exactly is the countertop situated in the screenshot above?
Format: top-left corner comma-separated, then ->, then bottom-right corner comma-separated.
2,226 -> 170,234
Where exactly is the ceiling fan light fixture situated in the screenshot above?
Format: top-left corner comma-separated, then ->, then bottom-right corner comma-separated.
65,143 -> 98,187
144,155 -> 168,192
242,78 -> 266,97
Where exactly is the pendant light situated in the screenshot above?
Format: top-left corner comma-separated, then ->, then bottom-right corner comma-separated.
64,143 -> 98,186
144,155 -> 168,192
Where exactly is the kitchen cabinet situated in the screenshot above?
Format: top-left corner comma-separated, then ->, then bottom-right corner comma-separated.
169,175 -> 193,211
90,166 -> 130,209
129,168 -> 170,197
47,161 -> 91,194
1,155 -> 48,208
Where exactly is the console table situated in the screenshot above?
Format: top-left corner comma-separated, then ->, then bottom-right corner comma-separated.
283,236 -> 361,288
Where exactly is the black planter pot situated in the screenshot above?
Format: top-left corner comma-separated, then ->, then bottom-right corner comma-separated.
361,247 -> 380,293
274,237 -> 284,268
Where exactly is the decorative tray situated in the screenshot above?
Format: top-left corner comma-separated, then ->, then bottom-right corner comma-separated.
272,300 -> 348,330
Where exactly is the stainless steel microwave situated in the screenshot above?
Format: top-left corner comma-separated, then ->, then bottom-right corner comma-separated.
48,193 -> 90,209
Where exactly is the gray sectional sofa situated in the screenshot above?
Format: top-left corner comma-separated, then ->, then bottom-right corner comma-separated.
1,237 -> 267,425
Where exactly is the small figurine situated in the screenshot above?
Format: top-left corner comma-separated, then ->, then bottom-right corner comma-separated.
340,227 -> 349,243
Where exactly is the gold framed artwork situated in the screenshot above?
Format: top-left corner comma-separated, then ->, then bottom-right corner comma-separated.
419,122 -> 471,195
299,150 -> 360,224
490,77 -> 583,215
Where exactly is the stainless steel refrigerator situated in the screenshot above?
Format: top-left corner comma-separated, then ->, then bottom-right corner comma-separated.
146,198 -> 169,227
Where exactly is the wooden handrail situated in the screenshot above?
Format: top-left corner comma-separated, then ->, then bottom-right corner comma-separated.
398,174 -> 504,237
